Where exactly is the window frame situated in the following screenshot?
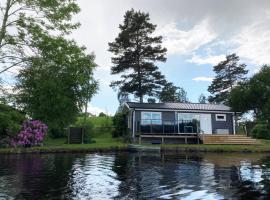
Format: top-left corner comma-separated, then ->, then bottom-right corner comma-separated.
215,114 -> 226,121
141,112 -> 162,125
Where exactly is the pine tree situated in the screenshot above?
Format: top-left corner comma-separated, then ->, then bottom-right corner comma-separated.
159,82 -> 189,103
208,53 -> 248,104
108,9 -> 167,103
198,94 -> 207,104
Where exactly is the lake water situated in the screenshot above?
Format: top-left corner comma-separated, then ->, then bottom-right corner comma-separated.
1,152 -> 270,200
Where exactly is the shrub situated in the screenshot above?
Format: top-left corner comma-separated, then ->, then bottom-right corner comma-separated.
12,120 -> 48,147
112,112 -> 127,138
251,123 -> 270,139
73,117 -> 95,143
0,104 -> 25,139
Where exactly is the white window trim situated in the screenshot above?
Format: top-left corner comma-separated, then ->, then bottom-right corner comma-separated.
215,114 -> 226,121
141,112 -> 162,125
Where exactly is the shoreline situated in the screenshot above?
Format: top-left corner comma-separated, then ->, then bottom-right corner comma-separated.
1,143 -> 270,154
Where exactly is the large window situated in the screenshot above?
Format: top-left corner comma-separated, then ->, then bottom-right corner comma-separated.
178,113 -> 200,133
141,112 -> 162,125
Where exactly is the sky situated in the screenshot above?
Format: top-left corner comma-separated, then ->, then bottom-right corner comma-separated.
3,0 -> 270,115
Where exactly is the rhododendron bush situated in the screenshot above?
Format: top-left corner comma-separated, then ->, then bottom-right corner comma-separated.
12,120 -> 48,147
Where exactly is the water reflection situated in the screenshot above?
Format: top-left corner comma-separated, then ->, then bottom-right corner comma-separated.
0,153 -> 270,199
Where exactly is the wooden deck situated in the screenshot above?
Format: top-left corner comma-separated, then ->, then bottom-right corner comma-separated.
138,134 -> 199,144
137,134 -> 259,145
199,134 -> 259,145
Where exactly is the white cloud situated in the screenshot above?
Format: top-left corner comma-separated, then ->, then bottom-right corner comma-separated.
157,19 -> 217,55
87,103 -> 114,116
192,77 -> 213,82
232,12 -> 270,66
188,53 -> 226,65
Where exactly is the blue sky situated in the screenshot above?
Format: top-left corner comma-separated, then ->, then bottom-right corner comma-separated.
2,0 -> 270,115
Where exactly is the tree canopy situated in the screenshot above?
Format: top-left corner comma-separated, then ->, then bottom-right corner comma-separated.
0,0 -> 80,74
208,53 -> 248,104
198,94 -> 207,104
229,65 -> 270,126
159,82 -> 189,103
108,9 -> 167,102
15,35 -> 98,137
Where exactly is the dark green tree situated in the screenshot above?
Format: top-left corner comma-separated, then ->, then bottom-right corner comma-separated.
15,35 -> 98,137
0,103 -> 25,139
159,82 -> 179,102
99,112 -> 107,117
229,65 -> 270,127
159,82 -> 189,103
108,9 -> 167,103
208,53 -> 248,104
198,94 -> 207,104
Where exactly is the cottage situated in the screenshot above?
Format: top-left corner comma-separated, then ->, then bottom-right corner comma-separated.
123,102 -> 239,144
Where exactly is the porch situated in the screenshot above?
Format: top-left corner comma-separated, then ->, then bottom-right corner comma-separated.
135,119 -> 200,135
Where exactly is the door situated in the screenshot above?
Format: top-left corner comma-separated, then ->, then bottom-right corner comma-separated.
200,114 -> 212,134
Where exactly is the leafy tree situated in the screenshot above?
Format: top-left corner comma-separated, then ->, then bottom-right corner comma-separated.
0,103 -> 25,139
229,65 -> 270,127
198,94 -> 207,104
15,35 -> 98,137
0,0 -> 80,74
99,112 -> 107,117
177,87 -> 189,103
208,53 -> 248,104
159,82 -> 189,103
108,9 -> 167,103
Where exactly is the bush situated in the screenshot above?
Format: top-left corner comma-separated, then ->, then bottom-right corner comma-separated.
112,112 -> 127,138
0,104 -> 25,139
12,120 -> 48,147
251,123 -> 270,139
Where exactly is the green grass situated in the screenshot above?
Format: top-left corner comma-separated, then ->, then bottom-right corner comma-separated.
0,132 -> 127,154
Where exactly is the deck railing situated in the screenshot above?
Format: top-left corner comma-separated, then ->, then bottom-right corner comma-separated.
136,120 -> 200,134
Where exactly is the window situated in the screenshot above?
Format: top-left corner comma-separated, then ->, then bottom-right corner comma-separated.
141,112 -> 162,125
215,114 -> 226,121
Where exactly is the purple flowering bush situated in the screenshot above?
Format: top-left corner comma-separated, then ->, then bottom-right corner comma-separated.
12,120 -> 48,147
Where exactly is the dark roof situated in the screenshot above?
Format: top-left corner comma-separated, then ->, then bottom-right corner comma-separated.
125,102 -> 232,112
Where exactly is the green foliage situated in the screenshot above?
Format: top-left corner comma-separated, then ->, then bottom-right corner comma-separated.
112,112 -> 127,138
229,65 -> 270,127
15,35 -> 98,138
0,0 -> 80,74
208,53 -> 248,104
0,104 -> 25,147
108,9 -> 167,102
73,117 -> 94,144
99,112 -> 107,117
159,82 -> 188,103
198,94 -> 207,104
251,123 -> 270,139
74,116 -> 113,139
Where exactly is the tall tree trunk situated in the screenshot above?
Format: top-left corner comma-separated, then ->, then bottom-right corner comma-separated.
0,0 -> 12,48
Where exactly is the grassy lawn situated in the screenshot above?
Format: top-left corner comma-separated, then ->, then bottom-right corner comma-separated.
0,132 -> 127,154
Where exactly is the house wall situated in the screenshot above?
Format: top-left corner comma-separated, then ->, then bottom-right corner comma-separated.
211,113 -> 234,134
130,110 -> 234,134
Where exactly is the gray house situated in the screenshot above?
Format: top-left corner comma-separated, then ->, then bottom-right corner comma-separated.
124,102 -> 236,140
